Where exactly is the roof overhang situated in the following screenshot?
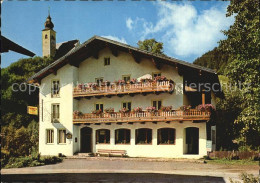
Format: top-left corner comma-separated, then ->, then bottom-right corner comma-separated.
1,35 -> 35,57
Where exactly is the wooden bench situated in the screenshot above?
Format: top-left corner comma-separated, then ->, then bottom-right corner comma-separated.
96,149 -> 127,157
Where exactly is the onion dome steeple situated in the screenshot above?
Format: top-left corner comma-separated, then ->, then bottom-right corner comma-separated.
44,9 -> 54,30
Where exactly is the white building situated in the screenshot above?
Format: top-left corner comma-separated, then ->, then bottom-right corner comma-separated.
28,14 -> 222,159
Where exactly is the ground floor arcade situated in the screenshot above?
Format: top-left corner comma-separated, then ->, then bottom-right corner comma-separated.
73,121 -> 208,159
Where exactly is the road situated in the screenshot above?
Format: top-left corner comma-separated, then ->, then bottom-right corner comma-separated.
1,157 -> 258,183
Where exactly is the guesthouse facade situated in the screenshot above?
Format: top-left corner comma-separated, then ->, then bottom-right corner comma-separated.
28,15 -> 221,159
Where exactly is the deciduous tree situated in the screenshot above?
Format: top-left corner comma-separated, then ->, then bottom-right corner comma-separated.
137,39 -> 164,55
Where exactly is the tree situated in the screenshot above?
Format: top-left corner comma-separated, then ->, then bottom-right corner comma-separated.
1,57 -> 53,127
1,57 -> 54,158
215,76 -> 244,150
219,0 -> 260,149
137,39 -> 164,54
193,47 -> 229,74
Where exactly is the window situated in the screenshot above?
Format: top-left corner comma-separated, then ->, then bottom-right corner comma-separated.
122,75 -> 131,83
58,129 -> 66,144
41,99 -> 44,122
45,34 -> 48,39
46,129 -> 54,144
96,129 -> 110,144
152,72 -> 161,79
52,104 -> 60,123
51,80 -> 60,97
104,57 -> 110,66
95,77 -> 104,85
157,128 -> 176,145
135,128 -> 152,145
95,103 -> 104,112
122,102 -> 131,111
115,129 -> 131,144
152,100 -> 162,110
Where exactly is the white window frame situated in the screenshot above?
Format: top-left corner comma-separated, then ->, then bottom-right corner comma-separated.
52,103 -> 60,123
58,129 -> 66,144
46,129 -> 54,144
51,79 -> 60,97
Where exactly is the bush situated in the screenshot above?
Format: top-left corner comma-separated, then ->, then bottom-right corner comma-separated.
1,149 -> 10,168
30,160 -> 44,167
229,173 -> 259,183
40,156 -> 63,164
2,155 -> 63,169
5,156 -> 33,168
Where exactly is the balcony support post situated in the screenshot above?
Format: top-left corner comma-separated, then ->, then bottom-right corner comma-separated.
202,90 -> 205,105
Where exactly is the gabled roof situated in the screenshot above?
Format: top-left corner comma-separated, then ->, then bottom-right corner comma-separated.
55,40 -> 79,60
28,35 -> 217,83
1,35 -> 35,57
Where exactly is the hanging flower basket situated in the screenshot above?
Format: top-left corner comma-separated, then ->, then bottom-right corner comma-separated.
73,111 -> 84,118
130,78 -> 137,84
154,76 -> 169,82
104,107 -> 114,113
146,106 -> 156,113
140,78 -> 153,83
119,107 -> 128,113
180,105 -> 191,112
78,84 -> 83,90
92,109 -> 102,115
133,107 -> 143,113
101,81 -> 111,87
161,106 -> 172,112
88,83 -> 98,90
197,104 -> 215,112
117,80 -> 126,86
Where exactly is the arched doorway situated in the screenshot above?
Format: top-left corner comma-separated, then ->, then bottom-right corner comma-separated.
185,127 -> 199,154
80,127 -> 92,153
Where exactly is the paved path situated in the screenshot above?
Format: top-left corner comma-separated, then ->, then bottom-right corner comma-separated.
1,158 -> 259,183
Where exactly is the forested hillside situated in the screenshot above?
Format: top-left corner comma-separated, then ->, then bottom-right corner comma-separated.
1,57 -> 54,157
193,47 -> 229,74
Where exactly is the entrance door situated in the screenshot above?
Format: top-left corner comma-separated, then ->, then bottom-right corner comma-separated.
185,127 -> 199,154
80,127 -> 92,153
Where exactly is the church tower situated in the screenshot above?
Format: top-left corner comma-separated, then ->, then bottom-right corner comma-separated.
42,12 -> 56,57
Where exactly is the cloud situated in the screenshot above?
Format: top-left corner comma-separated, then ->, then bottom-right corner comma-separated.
101,35 -> 127,44
126,18 -> 133,30
128,2 -> 234,58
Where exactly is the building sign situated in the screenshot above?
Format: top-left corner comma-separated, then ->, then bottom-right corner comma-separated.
27,106 -> 38,115
206,140 -> 212,152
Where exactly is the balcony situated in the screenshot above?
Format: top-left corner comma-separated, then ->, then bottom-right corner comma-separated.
73,109 -> 210,124
73,81 -> 174,98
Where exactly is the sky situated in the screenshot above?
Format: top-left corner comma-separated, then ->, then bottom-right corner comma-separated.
1,0 -> 234,68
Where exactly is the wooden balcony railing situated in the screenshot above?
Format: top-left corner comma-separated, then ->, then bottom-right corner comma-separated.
73,81 -> 173,98
73,109 -> 210,124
